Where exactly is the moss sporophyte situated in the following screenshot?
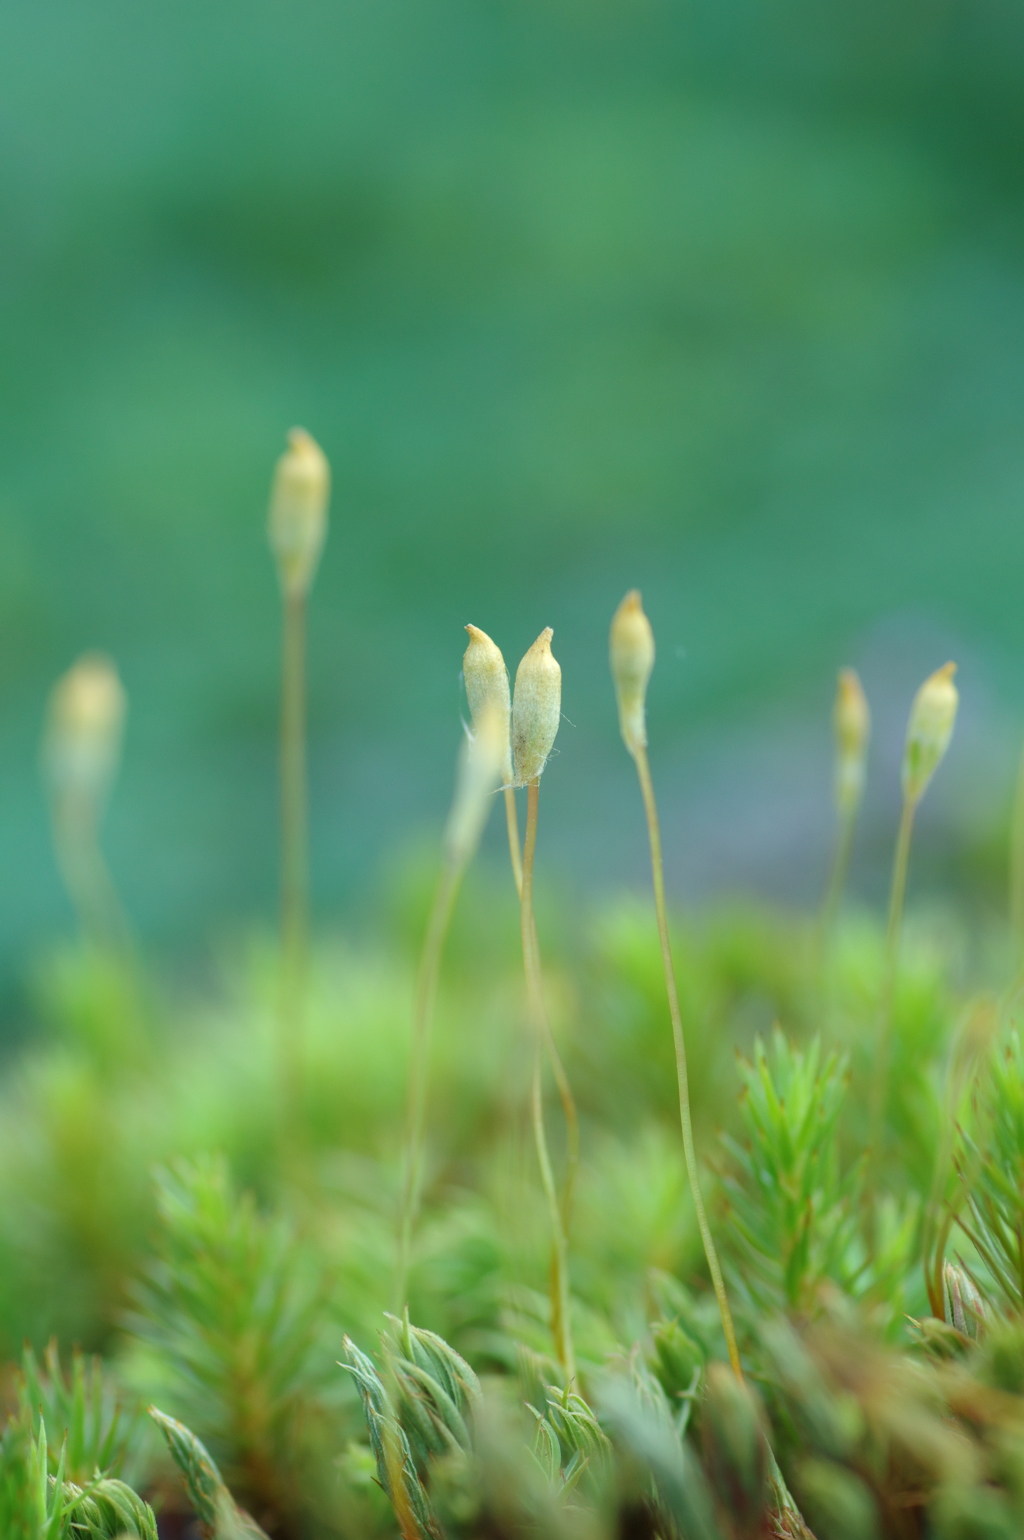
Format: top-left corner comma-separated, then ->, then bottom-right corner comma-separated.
267,428 -> 331,1146
610,590 -> 743,1385
28,429 -> 1024,1540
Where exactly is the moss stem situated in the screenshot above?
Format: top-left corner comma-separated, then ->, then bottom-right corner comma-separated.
633,744 -> 743,1383
279,587 -> 309,1139
52,803 -> 130,955
533,917 -> 580,1232
819,807 -> 856,952
504,785 -> 523,899
506,784 -> 579,1229
521,779 -> 576,1381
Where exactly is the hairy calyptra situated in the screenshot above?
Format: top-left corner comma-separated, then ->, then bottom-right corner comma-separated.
512,628 -> 561,786
463,625 -> 513,786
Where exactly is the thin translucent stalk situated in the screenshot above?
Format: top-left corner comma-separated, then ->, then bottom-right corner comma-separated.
819,807 -> 856,951
529,916 -> 580,1230
816,807 -> 858,1034
279,587 -> 310,1135
633,745 -> 743,1383
521,779 -> 576,1381
870,792 -> 917,1156
504,785 -> 523,899
395,857 -> 463,1309
506,784 -> 580,1228
51,799 -> 147,1053
52,801 -> 130,954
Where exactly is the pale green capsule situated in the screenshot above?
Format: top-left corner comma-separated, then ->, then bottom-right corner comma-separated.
610,590 -> 655,758
512,628 -> 561,786
463,624 -> 512,786
268,428 -> 330,597
44,653 -> 126,809
833,668 -> 870,817
902,662 -> 958,804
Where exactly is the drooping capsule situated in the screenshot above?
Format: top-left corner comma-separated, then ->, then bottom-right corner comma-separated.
268,428 -> 330,597
610,590 -> 655,758
512,628 -> 561,786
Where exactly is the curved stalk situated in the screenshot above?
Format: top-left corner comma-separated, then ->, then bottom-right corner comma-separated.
521,779 -> 576,1381
633,745 -> 743,1383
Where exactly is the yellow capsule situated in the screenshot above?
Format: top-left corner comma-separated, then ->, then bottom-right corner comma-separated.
512,628 -> 561,786
463,625 -> 513,785
902,661 -> 958,804
268,428 -> 330,597
610,590 -> 655,757
45,653 -> 127,807
833,668 -> 870,817
445,700 -> 505,866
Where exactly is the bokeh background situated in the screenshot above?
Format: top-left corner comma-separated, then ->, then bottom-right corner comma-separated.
3,0 -> 1024,1007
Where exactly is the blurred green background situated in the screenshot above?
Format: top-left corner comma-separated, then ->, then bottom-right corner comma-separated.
2,0 -> 1024,998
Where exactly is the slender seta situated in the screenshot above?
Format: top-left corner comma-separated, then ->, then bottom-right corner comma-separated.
267,428 -> 330,1140
870,661 -> 958,1154
609,590 -> 743,1382
511,627 -> 576,1380
464,624 -> 580,1228
44,653 -> 129,951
